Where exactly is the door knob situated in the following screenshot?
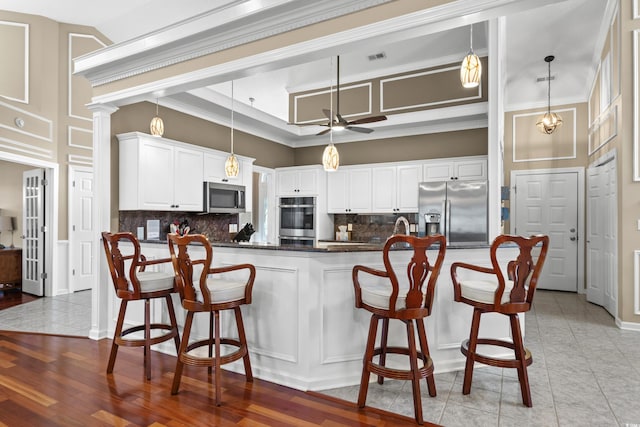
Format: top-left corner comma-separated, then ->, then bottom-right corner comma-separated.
570,236 -> 576,241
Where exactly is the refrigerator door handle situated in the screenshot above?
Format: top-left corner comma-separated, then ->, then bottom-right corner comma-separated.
445,199 -> 451,245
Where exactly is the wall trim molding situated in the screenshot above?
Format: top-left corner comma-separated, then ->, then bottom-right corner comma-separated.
512,107 -> 577,163
0,20 -> 29,103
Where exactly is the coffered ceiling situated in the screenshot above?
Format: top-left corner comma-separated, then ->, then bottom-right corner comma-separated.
2,0 -> 612,147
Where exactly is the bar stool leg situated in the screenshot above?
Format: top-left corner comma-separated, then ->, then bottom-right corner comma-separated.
172,311 -> 194,395
463,308 -> 482,395
234,306 -> 253,382
214,310 -> 222,406
107,300 -> 128,374
406,319 -> 424,425
358,314 -> 379,408
510,313 -> 532,407
416,319 -> 436,397
377,317 -> 389,385
166,295 -> 181,353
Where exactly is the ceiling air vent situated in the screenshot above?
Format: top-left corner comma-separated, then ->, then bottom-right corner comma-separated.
367,52 -> 386,61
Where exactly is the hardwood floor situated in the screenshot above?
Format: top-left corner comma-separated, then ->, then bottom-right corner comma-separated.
0,290 -> 38,310
0,331 -> 435,426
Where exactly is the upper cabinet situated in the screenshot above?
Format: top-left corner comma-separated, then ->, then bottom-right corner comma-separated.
204,153 -> 242,184
117,132 -> 254,212
422,156 -> 487,181
327,167 -> 372,213
371,164 -> 422,213
276,166 -> 322,195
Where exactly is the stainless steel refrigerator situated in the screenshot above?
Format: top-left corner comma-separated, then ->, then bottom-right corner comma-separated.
418,180 -> 488,246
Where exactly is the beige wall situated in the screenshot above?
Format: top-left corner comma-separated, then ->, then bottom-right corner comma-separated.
294,128 -> 488,166
0,10 -> 109,240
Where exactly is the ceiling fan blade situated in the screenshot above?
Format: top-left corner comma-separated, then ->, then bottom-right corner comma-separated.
348,115 -> 387,125
346,126 -> 374,134
336,112 -> 348,126
288,122 -> 326,127
316,128 -> 332,136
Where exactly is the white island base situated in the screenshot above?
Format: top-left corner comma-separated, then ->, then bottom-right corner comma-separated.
118,243 -> 520,392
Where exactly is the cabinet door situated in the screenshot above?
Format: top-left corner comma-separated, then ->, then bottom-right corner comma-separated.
276,170 -> 299,195
297,169 -> 318,194
327,170 -> 349,213
423,162 -> 454,181
454,159 -> 487,180
396,164 -> 421,212
204,153 -> 242,184
139,138 -> 175,210
173,146 -> 204,211
348,168 -> 372,213
371,166 -> 397,213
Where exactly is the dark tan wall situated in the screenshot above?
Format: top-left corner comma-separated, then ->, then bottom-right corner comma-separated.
294,128 -> 487,166
0,160 -> 32,248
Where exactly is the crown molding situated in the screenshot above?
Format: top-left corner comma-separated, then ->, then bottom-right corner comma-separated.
74,0 -> 393,86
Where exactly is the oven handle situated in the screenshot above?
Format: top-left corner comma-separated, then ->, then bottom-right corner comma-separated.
279,235 -> 315,240
279,204 -> 315,208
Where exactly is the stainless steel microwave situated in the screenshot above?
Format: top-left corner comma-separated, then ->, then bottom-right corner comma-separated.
203,182 -> 246,213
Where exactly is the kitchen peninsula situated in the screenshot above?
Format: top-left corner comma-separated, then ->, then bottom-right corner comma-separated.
124,239 -> 518,392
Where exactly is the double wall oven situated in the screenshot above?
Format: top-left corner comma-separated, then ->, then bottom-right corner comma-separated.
278,196 -> 316,247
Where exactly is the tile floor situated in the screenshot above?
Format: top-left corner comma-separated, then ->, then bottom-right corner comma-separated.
1,290 -> 639,426
320,290 -> 640,426
0,290 -> 91,336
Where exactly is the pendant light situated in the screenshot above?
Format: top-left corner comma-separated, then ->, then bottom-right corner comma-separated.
536,55 -> 563,134
460,24 -> 481,88
149,98 -> 164,136
224,80 -> 239,177
322,57 -> 339,172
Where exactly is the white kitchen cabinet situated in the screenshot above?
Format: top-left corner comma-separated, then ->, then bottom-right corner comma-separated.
371,164 -> 421,213
119,133 -> 204,211
276,166 -> 321,195
118,132 -> 255,212
327,167 -> 371,213
422,156 -> 487,182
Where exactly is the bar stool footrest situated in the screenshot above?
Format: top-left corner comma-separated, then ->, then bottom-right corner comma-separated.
180,337 -> 247,368
369,346 -> 434,381
461,338 -> 532,368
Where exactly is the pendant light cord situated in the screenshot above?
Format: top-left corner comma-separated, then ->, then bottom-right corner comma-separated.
231,80 -> 234,154
470,24 -> 473,52
329,57 -> 333,144
547,60 -> 551,114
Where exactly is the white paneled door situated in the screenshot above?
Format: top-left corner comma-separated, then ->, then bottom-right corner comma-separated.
586,158 -> 617,317
70,167 -> 94,292
512,170 -> 580,292
22,168 -> 45,296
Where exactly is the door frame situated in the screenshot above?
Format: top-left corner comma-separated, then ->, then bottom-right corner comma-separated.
510,167 -> 585,293
68,165 -> 94,293
0,151 -> 58,297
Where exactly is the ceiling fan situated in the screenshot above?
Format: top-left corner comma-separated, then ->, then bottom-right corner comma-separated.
294,55 -> 387,136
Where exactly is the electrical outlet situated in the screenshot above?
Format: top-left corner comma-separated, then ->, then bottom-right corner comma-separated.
410,224 -> 416,233
347,223 -> 353,231
229,223 -> 238,233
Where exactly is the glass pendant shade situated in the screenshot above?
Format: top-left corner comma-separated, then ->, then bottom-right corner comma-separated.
150,99 -> 164,136
460,25 -> 481,88
460,52 -> 481,88
536,55 -> 562,135
224,153 -> 239,177
322,143 -> 339,171
536,112 -> 563,134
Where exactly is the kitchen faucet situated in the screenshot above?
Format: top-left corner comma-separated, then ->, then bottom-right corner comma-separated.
393,216 -> 410,236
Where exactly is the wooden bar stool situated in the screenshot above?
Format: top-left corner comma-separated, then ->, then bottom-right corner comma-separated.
450,234 -> 549,407
101,231 -> 181,380
168,233 -> 255,405
353,234 -> 446,425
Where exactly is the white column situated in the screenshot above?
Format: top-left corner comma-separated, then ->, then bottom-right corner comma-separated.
487,17 -> 506,241
88,103 -> 118,340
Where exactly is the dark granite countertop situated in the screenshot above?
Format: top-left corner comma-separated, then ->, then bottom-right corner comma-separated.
139,239 -> 491,252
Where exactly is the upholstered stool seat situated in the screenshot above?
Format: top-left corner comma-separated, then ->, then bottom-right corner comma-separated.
101,231 -> 181,381
353,234 -> 446,425
451,234 -> 549,407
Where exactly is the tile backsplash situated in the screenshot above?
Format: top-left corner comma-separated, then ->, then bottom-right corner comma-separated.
332,213 -> 418,243
119,211 -> 243,242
